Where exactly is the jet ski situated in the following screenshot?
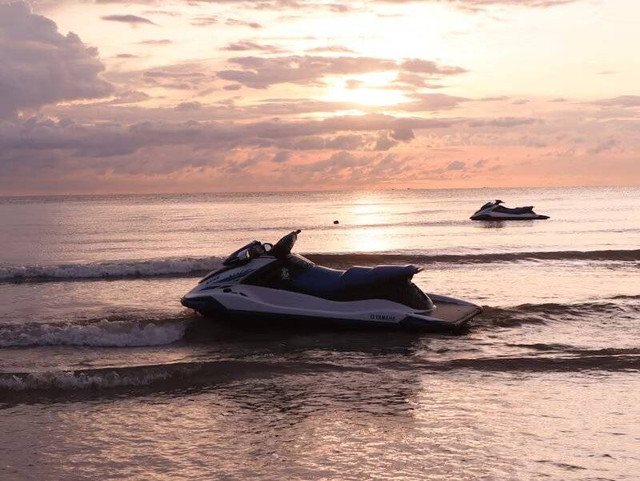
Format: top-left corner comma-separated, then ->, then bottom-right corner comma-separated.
470,200 -> 549,221
181,230 -> 482,332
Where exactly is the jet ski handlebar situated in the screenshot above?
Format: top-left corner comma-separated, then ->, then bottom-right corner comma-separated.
222,230 -> 302,266
271,229 -> 302,258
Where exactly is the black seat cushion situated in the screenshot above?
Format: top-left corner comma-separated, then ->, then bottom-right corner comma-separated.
293,264 -> 420,296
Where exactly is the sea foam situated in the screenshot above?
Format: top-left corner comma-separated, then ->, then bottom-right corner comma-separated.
0,256 -> 223,282
0,318 -> 188,348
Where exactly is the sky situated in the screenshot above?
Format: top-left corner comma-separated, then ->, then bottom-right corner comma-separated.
0,0 -> 638,194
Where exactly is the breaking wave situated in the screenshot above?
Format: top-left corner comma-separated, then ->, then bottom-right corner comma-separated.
0,360 -> 356,393
478,300 -> 639,327
2,349 -> 638,394
1,249 -> 638,284
0,317 -> 188,348
0,256 -> 223,283
308,249 -> 640,267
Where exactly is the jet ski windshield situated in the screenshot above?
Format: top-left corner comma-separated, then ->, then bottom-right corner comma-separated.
223,240 -> 265,266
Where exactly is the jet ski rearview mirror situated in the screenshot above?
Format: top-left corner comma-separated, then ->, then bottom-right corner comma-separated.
263,243 -> 273,252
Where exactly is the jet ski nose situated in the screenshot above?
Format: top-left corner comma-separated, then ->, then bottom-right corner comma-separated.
181,296 -> 202,309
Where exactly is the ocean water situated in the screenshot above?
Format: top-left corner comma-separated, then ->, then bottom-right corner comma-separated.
0,187 -> 639,480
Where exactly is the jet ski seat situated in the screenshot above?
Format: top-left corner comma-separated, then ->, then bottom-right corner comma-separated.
495,205 -> 534,214
292,264 -> 421,296
341,265 -> 421,288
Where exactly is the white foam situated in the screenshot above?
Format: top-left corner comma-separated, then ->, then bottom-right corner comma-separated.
0,368 -> 179,391
0,319 -> 187,348
0,256 -> 223,282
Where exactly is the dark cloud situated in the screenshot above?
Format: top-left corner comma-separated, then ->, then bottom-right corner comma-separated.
445,160 -> 466,171
0,2 -> 113,119
101,14 -> 156,25
373,132 -> 399,151
391,127 -> 415,141
272,150 -> 291,163
174,101 -> 203,111
0,113 -> 452,166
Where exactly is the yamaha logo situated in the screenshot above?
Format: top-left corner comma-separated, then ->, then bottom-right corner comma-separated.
370,314 -> 395,321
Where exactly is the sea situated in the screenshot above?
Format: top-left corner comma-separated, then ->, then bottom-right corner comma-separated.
0,186 -> 638,481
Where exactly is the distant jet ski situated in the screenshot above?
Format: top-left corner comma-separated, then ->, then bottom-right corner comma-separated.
181,230 -> 482,332
470,200 -> 549,221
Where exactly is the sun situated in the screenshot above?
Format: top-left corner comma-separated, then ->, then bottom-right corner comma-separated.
322,72 -> 408,107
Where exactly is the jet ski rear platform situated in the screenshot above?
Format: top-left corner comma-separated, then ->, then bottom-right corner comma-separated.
181,230 -> 483,332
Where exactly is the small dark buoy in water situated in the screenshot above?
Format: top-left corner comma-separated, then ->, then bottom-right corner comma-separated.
333,220 -> 339,225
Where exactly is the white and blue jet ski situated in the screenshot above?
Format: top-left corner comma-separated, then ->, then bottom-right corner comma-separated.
470,200 -> 549,221
181,230 -> 482,331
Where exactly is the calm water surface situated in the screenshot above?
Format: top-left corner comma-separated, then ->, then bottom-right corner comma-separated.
1,187 -> 639,480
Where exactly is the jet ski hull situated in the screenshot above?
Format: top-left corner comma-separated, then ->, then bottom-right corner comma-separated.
470,200 -> 549,220
471,213 -> 549,221
182,286 -> 481,332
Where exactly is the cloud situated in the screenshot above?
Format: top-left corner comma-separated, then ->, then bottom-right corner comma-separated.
591,96 -> 640,108
138,39 -> 172,45
0,2 -> 113,119
445,160 -> 466,171
397,93 -> 468,111
190,16 -> 218,26
400,59 -> 467,75
141,64 -> 214,90
99,90 -> 151,105
306,45 -> 355,53
222,40 -> 286,53
174,101 -> 203,111
587,138 -> 617,155
376,0 -> 579,10
217,55 -> 465,89
468,117 -> 541,127
272,150 -> 291,163
85,0 -> 579,9
393,72 -> 444,89
225,18 -> 262,29
0,113 -> 452,165
101,14 -> 156,25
